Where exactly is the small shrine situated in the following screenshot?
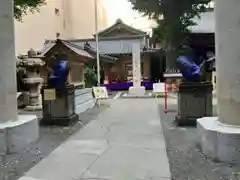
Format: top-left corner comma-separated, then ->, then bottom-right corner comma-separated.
39,39 -> 116,88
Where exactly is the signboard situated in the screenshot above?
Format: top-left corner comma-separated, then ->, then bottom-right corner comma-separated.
92,86 -> 108,99
44,89 -> 56,100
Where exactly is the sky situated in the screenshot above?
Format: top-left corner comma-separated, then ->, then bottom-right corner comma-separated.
103,0 -> 214,34
104,0 -> 155,33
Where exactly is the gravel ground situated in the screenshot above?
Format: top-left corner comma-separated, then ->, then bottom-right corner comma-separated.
0,103 -> 110,180
159,102 -> 240,180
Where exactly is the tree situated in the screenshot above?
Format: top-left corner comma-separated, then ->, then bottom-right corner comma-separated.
128,0 -> 211,71
14,0 -> 45,21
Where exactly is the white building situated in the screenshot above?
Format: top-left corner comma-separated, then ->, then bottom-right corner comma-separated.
14,0 -> 109,54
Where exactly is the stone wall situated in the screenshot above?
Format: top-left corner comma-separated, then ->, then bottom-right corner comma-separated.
74,88 -> 95,114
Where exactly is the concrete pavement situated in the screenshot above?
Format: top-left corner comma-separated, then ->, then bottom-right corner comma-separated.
19,99 -> 171,180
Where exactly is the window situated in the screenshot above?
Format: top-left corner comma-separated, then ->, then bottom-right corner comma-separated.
55,8 -> 60,16
56,32 -> 60,38
124,63 -> 132,77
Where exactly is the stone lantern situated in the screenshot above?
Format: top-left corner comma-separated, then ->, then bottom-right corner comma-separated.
19,49 -> 45,111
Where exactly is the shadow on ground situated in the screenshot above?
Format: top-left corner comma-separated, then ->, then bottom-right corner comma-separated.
159,103 -> 240,180
0,104 -> 109,180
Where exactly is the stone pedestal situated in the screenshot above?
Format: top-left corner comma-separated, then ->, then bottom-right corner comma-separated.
24,77 -> 43,111
128,42 -> 146,96
128,86 -> 146,96
0,0 -> 39,155
176,82 -> 213,126
0,115 -> 39,155
75,88 -> 95,115
197,0 -> 240,164
198,117 -> 240,164
41,84 -> 78,126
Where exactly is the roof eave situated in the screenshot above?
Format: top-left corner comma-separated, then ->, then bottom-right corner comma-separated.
40,39 -> 94,59
93,18 -> 147,37
84,45 -> 118,63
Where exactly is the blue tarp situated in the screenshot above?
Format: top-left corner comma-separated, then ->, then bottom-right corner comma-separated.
48,60 -> 69,88
177,55 -> 201,81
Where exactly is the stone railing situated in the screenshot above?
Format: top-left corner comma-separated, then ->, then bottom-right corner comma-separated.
74,88 -> 95,114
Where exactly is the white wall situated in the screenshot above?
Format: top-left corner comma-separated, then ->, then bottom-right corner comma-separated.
69,0 -> 108,39
14,0 -> 63,54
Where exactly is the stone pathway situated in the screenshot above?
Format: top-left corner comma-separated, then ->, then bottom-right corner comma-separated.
18,99 -> 171,180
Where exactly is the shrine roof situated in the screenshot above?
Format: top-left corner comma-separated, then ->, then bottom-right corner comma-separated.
40,39 -> 93,58
83,44 -> 118,63
65,36 -> 150,55
95,19 -> 147,37
61,40 -> 94,58
41,39 -> 118,63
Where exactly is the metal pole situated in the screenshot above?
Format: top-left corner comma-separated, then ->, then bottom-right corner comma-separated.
94,0 -> 101,86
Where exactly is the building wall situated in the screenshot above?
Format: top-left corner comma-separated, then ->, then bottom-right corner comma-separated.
14,0 -> 109,55
70,0 -> 108,39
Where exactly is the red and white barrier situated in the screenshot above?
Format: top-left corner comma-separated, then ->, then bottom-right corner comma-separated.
163,73 -> 182,114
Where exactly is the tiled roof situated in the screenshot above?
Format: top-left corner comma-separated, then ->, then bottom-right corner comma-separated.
96,19 -> 147,37
43,36 -> 149,55
61,40 -> 93,58
83,44 -> 118,63
40,39 -> 93,59
40,42 -> 56,56
71,37 -> 148,55
41,39 -> 118,63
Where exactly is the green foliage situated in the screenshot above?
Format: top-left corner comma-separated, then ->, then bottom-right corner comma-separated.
84,66 -> 97,87
14,0 -> 45,21
129,0 -> 211,36
129,0 -> 211,70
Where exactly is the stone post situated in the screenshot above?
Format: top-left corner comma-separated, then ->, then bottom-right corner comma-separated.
0,0 -> 39,155
197,0 -> 240,164
215,0 -> 240,126
132,42 -> 141,88
0,0 -> 18,123
128,42 -> 145,96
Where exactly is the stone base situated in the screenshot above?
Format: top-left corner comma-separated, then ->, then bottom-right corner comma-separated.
122,92 -> 152,98
0,115 -> 39,155
197,117 -> 240,164
75,88 -> 96,115
40,113 -> 79,126
128,86 -> 146,96
24,105 -> 42,111
75,99 -> 95,115
17,92 -> 29,108
175,115 -> 197,126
